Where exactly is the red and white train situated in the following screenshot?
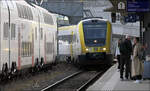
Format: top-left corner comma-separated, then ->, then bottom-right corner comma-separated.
0,0 -> 57,79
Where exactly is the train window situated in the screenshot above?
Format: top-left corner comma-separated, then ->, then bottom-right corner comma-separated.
48,15 -> 54,25
24,7 -> 28,19
23,6 -> 26,19
20,5 -> 25,18
16,3 -> 21,17
11,23 -> 16,39
58,35 -> 72,44
16,3 -> 33,20
40,28 -> 43,40
28,7 -> 33,20
20,5 -> 24,18
26,7 -> 29,19
3,22 -> 9,39
43,13 -> 54,25
46,42 -> 53,54
21,42 -> 32,57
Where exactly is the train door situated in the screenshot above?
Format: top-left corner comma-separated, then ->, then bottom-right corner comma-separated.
1,0 -> 10,70
33,25 -> 38,67
9,1 -> 18,70
40,27 -> 44,64
36,11 -> 41,65
37,10 -> 44,65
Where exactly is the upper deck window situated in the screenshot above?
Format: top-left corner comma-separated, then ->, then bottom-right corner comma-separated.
16,3 -> 33,20
43,12 -> 54,25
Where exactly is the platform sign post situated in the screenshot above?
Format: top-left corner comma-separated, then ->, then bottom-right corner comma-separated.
127,0 -> 150,12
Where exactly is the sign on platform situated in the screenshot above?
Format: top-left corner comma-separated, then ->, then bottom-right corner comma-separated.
127,0 -> 150,12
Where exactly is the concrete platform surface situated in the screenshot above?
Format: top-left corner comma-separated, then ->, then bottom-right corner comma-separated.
87,64 -> 150,91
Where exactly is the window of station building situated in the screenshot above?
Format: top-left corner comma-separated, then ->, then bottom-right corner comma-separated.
11,23 -> 16,39
16,3 -> 33,20
3,22 -> 9,39
43,12 -> 54,25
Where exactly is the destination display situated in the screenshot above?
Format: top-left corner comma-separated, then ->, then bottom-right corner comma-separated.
127,0 -> 150,12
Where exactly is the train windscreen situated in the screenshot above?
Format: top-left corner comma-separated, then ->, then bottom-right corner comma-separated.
83,20 -> 107,47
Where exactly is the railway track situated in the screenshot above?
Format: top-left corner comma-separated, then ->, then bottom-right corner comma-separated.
41,69 -> 107,91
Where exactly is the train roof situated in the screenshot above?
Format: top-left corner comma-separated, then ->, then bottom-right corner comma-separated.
58,25 -> 76,31
80,18 -> 109,23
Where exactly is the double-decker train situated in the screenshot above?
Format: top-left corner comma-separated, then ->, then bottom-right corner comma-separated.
58,18 -> 113,66
0,0 -> 57,79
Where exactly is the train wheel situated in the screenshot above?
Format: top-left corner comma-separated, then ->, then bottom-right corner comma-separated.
40,57 -> 44,71
34,58 -> 40,73
1,63 -> 9,82
10,62 -> 17,78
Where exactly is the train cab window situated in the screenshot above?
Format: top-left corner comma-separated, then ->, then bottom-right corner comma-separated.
3,22 -> 9,39
11,23 -> 16,39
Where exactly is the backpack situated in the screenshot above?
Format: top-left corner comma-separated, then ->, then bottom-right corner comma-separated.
120,41 -> 128,54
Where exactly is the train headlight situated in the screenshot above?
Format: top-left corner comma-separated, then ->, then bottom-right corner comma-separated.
103,48 -> 106,51
86,48 -> 89,51
94,40 -> 97,43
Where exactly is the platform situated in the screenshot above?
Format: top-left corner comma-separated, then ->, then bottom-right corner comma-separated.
87,64 -> 150,91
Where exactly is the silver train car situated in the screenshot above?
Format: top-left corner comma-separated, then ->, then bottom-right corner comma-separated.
0,0 -> 57,79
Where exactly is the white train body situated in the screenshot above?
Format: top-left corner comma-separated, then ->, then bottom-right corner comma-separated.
58,25 -> 81,62
58,29 -> 72,56
0,0 -> 57,74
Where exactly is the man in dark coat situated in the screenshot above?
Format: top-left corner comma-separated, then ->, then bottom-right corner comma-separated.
119,35 -> 132,80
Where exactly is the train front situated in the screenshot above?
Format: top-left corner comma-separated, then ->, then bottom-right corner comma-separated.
78,18 -> 112,66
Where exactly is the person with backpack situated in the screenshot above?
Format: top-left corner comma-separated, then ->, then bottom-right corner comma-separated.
131,37 -> 144,83
119,35 -> 133,80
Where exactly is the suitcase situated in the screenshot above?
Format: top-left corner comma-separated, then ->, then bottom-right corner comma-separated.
143,61 -> 150,79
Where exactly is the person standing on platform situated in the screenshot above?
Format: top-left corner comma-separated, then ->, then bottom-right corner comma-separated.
115,39 -> 121,71
131,37 -> 144,83
119,35 -> 133,80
